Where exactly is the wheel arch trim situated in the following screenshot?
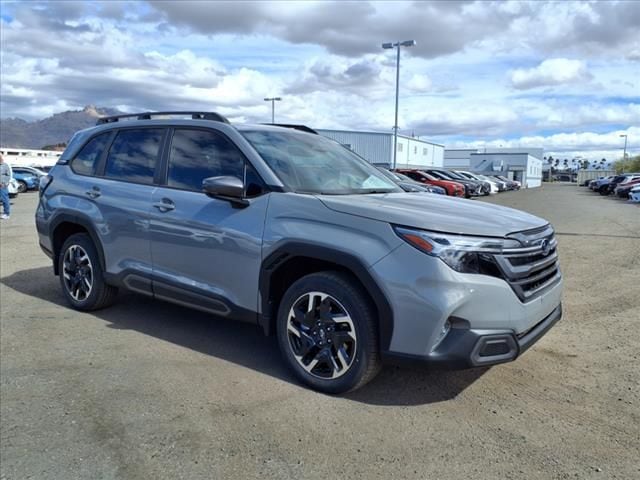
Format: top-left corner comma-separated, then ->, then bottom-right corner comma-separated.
259,241 -> 394,351
49,213 -> 106,276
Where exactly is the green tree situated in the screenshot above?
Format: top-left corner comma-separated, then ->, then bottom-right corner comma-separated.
613,154 -> 640,173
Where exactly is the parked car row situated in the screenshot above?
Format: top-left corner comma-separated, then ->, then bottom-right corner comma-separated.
585,173 -> 640,200
390,168 -> 521,198
10,165 -> 47,193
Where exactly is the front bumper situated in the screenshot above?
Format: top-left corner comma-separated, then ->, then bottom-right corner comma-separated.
370,242 -> 563,367
382,304 -> 562,368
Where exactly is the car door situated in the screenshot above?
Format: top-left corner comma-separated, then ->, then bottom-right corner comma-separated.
149,127 -> 269,322
88,127 -> 166,294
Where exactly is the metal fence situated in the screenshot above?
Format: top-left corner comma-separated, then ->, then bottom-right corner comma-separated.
576,170 -> 616,185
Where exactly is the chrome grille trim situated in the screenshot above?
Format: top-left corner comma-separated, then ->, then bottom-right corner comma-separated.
493,226 -> 561,302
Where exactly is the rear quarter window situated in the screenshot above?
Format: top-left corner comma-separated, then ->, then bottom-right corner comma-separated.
70,132 -> 112,176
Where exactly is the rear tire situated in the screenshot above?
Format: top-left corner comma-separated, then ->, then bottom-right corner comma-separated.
276,271 -> 381,394
58,233 -> 118,311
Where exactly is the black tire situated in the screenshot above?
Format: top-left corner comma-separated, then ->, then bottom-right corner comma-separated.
17,181 -> 28,193
598,185 -> 609,196
58,233 -> 118,311
276,271 -> 381,394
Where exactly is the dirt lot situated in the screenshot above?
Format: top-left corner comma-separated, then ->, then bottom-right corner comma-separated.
1,184 -> 639,480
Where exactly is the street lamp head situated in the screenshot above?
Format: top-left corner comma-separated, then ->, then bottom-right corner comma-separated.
400,40 -> 416,47
620,134 -> 627,138
274,97 -> 282,101
382,42 -> 394,49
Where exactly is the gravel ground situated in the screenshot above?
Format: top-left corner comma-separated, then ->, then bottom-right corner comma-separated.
1,184 -> 639,480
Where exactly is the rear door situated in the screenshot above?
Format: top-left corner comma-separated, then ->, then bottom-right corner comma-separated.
89,127 -> 166,293
149,127 -> 269,321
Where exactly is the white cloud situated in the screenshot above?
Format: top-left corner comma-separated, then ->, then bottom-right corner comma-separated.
0,1 -> 638,163
510,58 -> 593,90
448,126 -> 639,161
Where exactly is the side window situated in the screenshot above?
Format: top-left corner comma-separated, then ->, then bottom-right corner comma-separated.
70,133 -> 111,176
104,129 -> 163,184
168,129 -> 245,191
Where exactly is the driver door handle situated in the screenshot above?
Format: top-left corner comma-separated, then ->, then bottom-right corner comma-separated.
85,187 -> 101,199
153,198 -> 175,212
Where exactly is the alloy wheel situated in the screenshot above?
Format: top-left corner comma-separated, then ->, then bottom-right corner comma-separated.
286,292 -> 357,379
62,245 -> 93,301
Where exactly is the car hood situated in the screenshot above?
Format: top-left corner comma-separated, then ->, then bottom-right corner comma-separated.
318,193 -> 548,237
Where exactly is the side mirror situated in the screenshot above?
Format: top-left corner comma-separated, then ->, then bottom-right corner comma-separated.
202,176 -> 249,207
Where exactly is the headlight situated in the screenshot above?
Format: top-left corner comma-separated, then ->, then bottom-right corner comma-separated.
394,226 -> 521,274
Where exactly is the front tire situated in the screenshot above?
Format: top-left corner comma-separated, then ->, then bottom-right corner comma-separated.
276,271 -> 381,394
17,181 -> 28,193
58,233 -> 118,311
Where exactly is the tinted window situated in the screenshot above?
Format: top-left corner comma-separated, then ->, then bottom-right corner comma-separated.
70,133 -> 111,176
168,129 -> 245,191
104,129 -> 163,184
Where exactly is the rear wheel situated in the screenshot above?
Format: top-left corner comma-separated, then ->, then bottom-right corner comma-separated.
277,271 -> 381,394
58,233 -> 118,311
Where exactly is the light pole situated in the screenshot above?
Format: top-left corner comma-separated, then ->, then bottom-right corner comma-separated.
620,134 -> 628,161
382,40 -> 416,169
264,97 -> 282,123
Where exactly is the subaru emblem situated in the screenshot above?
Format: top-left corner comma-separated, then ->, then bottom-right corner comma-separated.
541,239 -> 550,256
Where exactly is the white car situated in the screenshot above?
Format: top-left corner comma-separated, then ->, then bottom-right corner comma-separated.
7,178 -> 19,198
629,185 -> 640,203
456,170 -> 500,194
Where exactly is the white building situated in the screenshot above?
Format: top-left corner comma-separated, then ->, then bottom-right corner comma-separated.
445,147 -> 544,188
0,147 -> 62,168
317,129 -> 444,168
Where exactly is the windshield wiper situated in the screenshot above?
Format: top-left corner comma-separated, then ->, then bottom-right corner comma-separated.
358,189 -> 396,194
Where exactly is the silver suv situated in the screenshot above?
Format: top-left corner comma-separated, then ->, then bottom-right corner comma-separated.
36,112 -> 563,393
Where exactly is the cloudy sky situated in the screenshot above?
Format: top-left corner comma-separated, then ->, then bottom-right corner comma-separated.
1,0 -> 638,160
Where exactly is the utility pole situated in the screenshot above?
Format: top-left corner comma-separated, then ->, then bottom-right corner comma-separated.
264,97 -> 282,124
382,40 -> 416,169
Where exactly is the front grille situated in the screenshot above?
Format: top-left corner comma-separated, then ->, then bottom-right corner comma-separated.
492,225 -> 561,302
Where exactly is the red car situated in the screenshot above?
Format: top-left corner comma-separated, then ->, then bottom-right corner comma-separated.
394,169 -> 465,197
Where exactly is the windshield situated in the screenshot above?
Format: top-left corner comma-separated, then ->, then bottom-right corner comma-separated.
242,130 -> 401,194
442,170 -> 466,180
456,171 -> 475,179
376,167 -> 413,183
429,170 -> 454,180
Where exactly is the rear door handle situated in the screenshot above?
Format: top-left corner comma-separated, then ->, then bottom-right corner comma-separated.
153,199 -> 175,212
85,187 -> 101,199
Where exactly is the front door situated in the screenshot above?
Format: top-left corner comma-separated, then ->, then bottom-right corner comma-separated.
149,127 -> 269,322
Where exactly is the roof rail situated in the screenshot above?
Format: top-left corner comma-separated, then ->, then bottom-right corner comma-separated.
96,111 -> 230,125
266,123 -> 318,134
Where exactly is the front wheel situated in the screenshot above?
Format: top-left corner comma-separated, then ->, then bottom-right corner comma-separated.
17,181 -> 28,193
276,272 -> 381,394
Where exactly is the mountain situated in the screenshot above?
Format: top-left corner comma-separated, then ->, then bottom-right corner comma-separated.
0,105 -> 121,149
